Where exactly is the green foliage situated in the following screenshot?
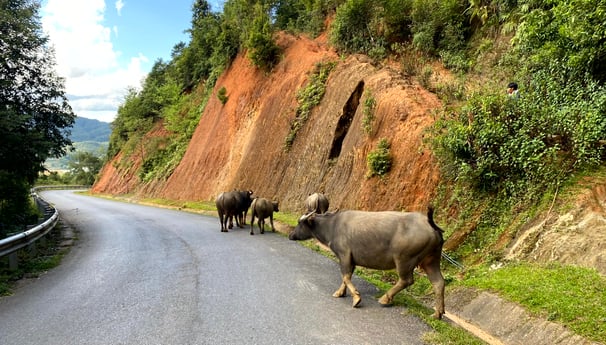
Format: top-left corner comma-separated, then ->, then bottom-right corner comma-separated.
0,173 -> 38,237
462,262 -> 606,343
362,91 -> 376,135
63,151 -> 103,185
284,61 -> 336,150
273,0 -> 333,37
411,0 -> 471,69
246,3 -> 281,70
513,0 -> 606,83
139,89 -> 208,183
0,0 -> 75,236
107,87 -> 154,158
418,65 -> 434,89
217,86 -> 228,105
330,0 -> 378,54
430,68 -> 606,199
366,138 -> 392,178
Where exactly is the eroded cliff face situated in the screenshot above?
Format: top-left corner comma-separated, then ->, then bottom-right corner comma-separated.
93,32 -> 442,213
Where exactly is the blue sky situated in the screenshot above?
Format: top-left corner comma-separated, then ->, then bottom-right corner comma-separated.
40,0 -> 224,123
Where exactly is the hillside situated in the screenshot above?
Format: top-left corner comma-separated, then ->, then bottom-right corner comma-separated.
93,33 -> 441,212
91,31 -> 606,278
71,117 -> 111,142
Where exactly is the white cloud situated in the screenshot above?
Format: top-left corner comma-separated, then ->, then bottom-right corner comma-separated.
41,0 -> 148,123
115,0 -> 124,16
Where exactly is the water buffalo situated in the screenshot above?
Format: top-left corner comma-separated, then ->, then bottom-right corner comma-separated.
215,190 -> 254,232
233,189 -> 254,227
289,206 -> 445,319
250,197 -> 279,235
305,192 -> 329,214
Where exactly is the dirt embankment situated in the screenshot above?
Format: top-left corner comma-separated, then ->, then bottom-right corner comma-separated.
93,32 -> 441,214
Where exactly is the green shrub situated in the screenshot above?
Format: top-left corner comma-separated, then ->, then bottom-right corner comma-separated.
246,3 -> 280,70
362,91 -> 376,135
367,138 -> 392,178
330,0 -> 390,57
418,65 -> 434,90
284,61 -> 337,150
429,66 -> 606,198
217,86 -> 228,105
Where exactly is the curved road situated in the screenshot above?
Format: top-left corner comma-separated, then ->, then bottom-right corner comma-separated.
0,190 -> 432,345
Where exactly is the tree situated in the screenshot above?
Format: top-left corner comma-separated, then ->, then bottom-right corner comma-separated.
246,2 -> 280,70
0,0 -> 75,236
64,151 -> 103,186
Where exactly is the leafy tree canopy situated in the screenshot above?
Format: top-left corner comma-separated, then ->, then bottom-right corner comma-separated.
0,0 -> 75,236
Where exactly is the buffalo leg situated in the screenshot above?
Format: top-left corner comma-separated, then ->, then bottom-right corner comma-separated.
228,214 -> 234,229
235,213 -> 242,228
420,256 -> 445,319
242,211 -> 248,225
218,211 -> 226,232
333,281 -> 347,298
269,215 -> 275,232
238,213 -> 245,228
250,213 -> 256,235
335,257 -> 361,307
342,273 -> 361,307
259,219 -> 265,234
378,261 -> 415,306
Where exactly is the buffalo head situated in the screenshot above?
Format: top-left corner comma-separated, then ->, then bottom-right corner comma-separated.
289,212 -> 316,240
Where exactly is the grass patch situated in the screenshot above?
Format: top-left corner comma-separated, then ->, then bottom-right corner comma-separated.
460,262 -> 606,343
273,212 -> 300,227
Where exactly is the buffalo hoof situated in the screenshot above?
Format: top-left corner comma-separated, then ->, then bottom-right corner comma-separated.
378,295 -> 393,306
432,311 -> 444,320
332,290 -> 346,298
352,295 -> 362,308
221,229 -> 228,233
250,232 -> 254,235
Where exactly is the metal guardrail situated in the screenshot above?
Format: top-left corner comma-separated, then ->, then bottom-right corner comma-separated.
0,185 -> 88,267
442,252 -> 465,270
0,206 -> 58,258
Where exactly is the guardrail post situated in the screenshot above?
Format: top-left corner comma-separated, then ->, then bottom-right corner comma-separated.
28,242 -> 37,256
8,252 -> 18,270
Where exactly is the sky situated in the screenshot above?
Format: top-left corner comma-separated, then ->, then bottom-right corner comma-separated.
40,0 -> 223,123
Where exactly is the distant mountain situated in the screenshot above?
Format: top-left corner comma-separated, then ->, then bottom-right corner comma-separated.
44,117 -> 111,172
70,117 -> 111,142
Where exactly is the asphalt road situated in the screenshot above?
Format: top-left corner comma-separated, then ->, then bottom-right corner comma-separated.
0,190 -> 432,345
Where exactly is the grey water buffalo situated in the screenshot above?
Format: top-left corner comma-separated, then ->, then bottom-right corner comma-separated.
305,192 -> 329,214
215,190 -> 254,232
250,197 -> 279,235
289,206 -> 445,319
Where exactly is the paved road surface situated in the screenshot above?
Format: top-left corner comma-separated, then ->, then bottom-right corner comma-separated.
0,190 -> 432,345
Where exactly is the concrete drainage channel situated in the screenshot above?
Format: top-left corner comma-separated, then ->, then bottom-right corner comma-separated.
443,288 -> 603,345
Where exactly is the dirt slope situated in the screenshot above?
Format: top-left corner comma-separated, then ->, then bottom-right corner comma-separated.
93,32 -> 441,213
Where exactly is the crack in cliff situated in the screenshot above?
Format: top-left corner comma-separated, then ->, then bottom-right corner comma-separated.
329,80 -> 364,160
